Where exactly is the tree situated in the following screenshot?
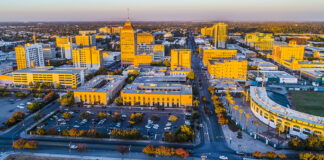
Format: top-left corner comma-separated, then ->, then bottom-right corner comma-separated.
115,97 -> 123,106
278,153 -> 287,159
237,130 -> 242,139
193,99 -> 199,108
252,151 -> 264,159
208,86 -> 215,95
164,60 -> 170,67
68,128 -> 79,137
27,101 -> 43,113
276,124 -> 284,137
79,112 -> 91,119
238,109 -> 244,125
142,145 -> 156,156
186,70 -> 195,80
245,113 -> 250,130
62,112 -> 72,119
33,112 -> 41,121
117,146 -> 129,159
12,138 -> 28,149
77,144 -> 87,152
35,128 -> 46,135
6,117 -> 16,126
175,148 -> 189,158
264,151 -> 277,159
168,115 -> 178,122
43,92 -> 56,102
129,113 -> 143,125
150,115 -> 160,123
233,105 -> 239,120
299,152 -> 316,160
55,82 -> 61,89
97,112 -> 108,120
24,140 -> 38,149
13,111 -> 25,120
201,96 -> 207,105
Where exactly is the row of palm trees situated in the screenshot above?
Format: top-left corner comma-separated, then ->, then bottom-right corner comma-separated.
224,90 -> 252,131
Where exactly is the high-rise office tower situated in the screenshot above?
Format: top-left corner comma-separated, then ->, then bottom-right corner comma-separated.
120,14 -> 136,66
171,49 -> 191,70
213,23 -> 228,49
72,46 -> 102,71
15,43 -> 45,70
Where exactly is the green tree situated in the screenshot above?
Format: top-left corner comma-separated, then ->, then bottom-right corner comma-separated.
115,97 -> 123,106
62,112 -> 72,119
33,112 -> 41,121
186,70 -> 195,80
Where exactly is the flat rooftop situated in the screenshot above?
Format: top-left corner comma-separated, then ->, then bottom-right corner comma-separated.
13,66 -> 85,74
134,76 -> 187,83
250,86 -> 324,126
76,75 -> 126,93
300,68 -> 324,77
209,58 -> 246,64
253,71 -> 296,79
122,82 -> 192,95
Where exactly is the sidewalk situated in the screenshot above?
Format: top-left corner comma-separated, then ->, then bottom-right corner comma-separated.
222,96 -> 290,148
222,124 -> 294,154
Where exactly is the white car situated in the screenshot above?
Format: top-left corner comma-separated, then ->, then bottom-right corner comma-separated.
16,105 -> 24,109
147,120 -> 153,124
145,125 -> 152,129
60,122 -> 66,125
86,111 -> 92,114
122,114 -> 127,118
185,120 -> 191,126
219,156 -> 228,160
58,118 -> 64,122
73,125 -> 80,128
69,144 -> 78,149
19,103 -> 25,106
164,127 -> 171,130
166,122 -> 172,127
153,124 -> 159,129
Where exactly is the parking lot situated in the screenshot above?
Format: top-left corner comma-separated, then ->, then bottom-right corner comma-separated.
0,95 -> 35,126
35,107 -> 190,141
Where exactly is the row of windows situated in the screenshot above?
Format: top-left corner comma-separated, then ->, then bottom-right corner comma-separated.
251,101 -> 322,136
123,96 -> 180,102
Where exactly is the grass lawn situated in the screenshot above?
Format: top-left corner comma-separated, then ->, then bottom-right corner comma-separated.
290,91 -> 324,117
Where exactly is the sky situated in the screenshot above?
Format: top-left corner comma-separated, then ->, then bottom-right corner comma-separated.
0,0 -> 324,22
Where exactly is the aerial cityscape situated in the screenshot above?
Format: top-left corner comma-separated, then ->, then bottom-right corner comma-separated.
0,0 -> 323,160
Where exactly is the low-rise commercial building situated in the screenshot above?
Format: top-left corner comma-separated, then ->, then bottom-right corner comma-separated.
253,71 -> 298,84
74,75 -> 126,105
281,59 -> 324,71
12,66 -> 85,88
300,68 -> 324,85
248,58 -> 278,71
121,76 -> 192,107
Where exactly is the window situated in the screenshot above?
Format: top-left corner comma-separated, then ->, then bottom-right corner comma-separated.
314,131 -> 322,136
293,125 -> 300,132
303,128 -> 311,135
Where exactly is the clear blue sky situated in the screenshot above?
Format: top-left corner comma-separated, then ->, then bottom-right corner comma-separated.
0,0 -> 323,22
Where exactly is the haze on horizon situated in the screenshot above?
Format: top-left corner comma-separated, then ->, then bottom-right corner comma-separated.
1,0 -> 324,22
